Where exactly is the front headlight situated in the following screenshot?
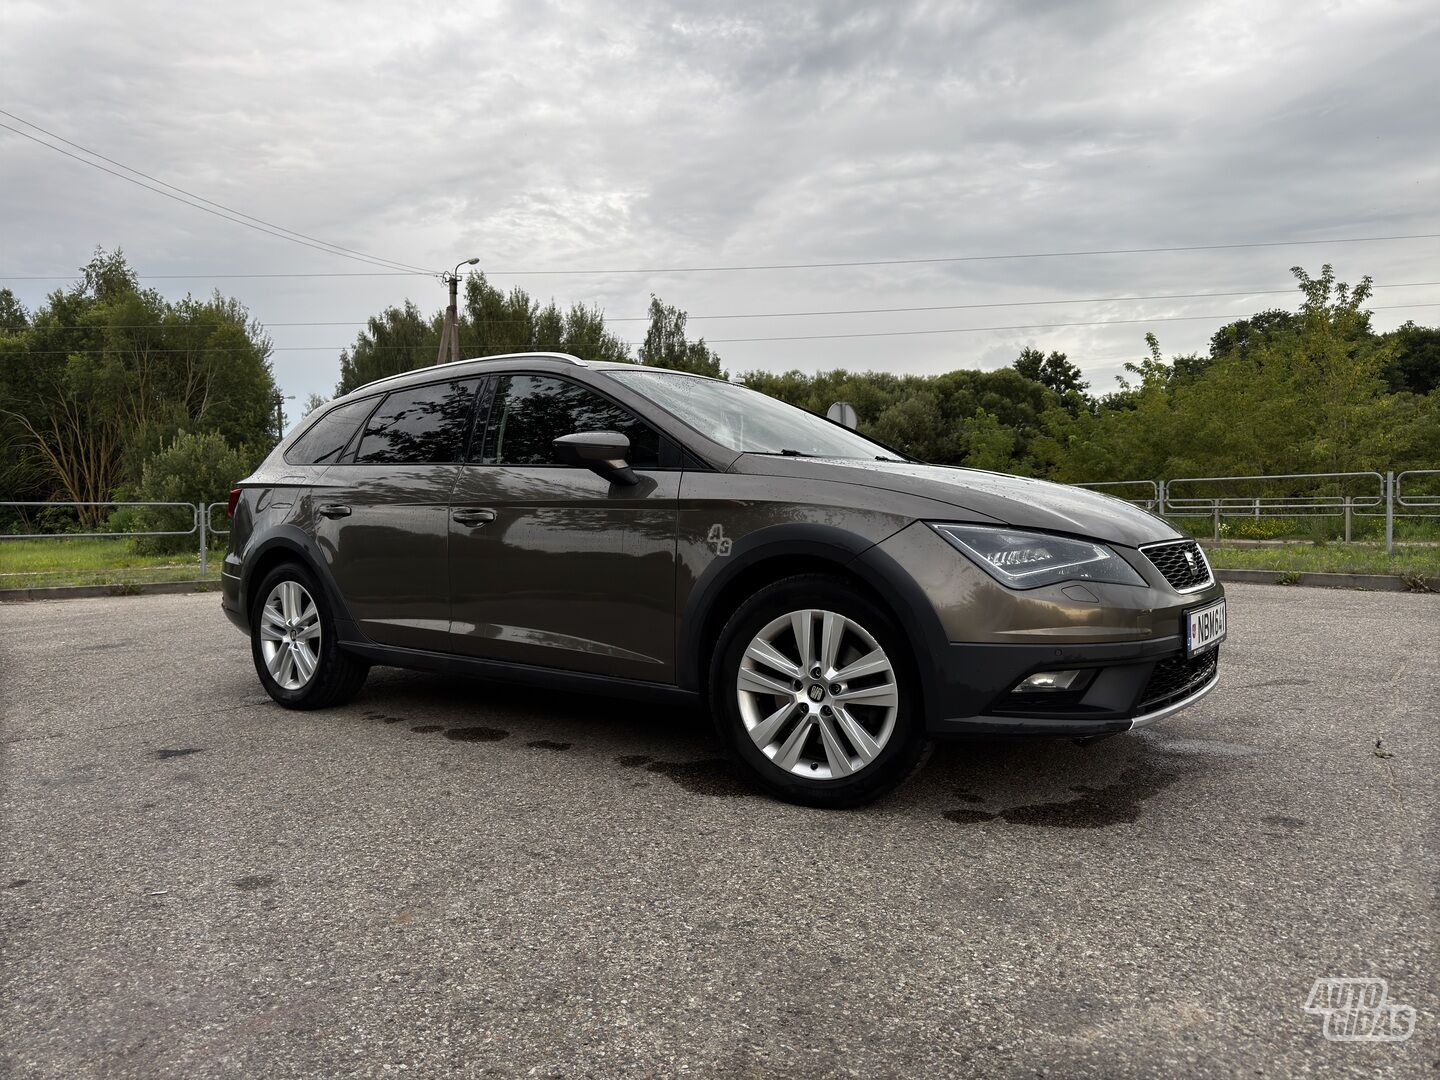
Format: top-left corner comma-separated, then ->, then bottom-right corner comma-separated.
930,523 -> 1146,590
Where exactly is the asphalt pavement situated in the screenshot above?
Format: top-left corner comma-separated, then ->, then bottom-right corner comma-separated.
1,584 -> 1436,1078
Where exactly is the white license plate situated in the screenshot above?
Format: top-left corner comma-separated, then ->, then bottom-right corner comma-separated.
1186,598 -> 1227,657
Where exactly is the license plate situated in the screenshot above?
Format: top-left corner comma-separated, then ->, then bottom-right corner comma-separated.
1186,598 -> 1227,657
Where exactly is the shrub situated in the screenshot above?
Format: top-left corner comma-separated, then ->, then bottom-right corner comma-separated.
128,432 -> 256,554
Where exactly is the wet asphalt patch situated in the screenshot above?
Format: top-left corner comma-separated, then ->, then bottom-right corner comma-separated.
942,759 -> 1184,829
443,726 -> 510,742
643,757 -> 750,798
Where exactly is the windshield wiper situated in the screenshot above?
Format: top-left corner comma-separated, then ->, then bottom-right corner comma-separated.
777,448 -> 813,457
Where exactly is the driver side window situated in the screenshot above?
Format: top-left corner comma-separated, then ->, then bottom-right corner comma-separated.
477,375 -> 661,468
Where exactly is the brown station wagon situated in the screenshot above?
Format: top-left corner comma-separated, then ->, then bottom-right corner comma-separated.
223,352 -> 1226,806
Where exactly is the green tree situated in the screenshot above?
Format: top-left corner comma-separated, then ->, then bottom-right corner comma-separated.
128,430 -> 261,553
1380,321 -> 1440,396
0,249 -> 276,519
1208,309 -> 1298,361
0,288 -> 28,334
334,272 -> 631,394
1013,347 -> 1090,413
961,408 -> 1018,471
637,296 -> 722,377
336,300 -> 439,393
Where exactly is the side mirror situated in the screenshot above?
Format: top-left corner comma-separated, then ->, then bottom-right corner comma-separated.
552,431 -> 638,486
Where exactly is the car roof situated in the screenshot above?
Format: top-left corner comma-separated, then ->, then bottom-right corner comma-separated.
333,352 -> 715,403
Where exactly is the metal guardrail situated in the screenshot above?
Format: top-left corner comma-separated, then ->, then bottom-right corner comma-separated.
1075,469 -> 1440,551
1074,480 -> 1160,511
1396,469 -> 1440,508
0,500 -> 225,581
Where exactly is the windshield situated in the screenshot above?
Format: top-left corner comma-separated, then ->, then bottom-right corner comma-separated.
606,369 -> 898,460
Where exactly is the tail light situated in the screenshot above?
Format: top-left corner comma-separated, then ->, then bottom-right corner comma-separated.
227,487 -> 242,518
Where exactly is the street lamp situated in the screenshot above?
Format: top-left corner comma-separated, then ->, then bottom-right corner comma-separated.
273,391 -> 295,440
437,256 -> 480,364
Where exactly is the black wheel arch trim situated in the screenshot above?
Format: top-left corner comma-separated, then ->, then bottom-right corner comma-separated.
676,522 -> 950,715
237,527 -> 363,641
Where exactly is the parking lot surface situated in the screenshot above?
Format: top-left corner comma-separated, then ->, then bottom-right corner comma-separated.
1,584 -> 1435,1078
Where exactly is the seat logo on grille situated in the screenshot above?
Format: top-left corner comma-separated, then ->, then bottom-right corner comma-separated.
1183,549 -> 1197,575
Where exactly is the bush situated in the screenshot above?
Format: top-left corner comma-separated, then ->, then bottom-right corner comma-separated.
129,432 -> 256,554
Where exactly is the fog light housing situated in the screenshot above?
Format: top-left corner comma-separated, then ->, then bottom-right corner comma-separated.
1012,669 -> 1085,693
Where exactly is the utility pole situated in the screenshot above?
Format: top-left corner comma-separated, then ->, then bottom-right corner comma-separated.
272,390 -> 294,440
438,257 -> 480,364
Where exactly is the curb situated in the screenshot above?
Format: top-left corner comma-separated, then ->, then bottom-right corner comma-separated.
0,579 -> 220,602
1214,568 -> 1437,593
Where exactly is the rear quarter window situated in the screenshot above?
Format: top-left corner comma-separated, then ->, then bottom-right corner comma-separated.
284,398 -> 377,465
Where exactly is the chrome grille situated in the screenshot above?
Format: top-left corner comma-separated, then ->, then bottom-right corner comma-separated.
1139,649 -> 1219,711
1141,539 -> 1214,592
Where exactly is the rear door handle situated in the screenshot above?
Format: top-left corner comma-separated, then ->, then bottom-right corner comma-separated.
318,503 -> 351,519
452,508 -> 497,527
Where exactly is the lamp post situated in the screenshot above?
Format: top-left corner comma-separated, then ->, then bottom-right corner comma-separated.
273,390 -> 295,440
437,257 -> 480,364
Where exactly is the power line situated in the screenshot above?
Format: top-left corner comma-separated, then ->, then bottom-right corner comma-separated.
4,232 -> 1439,284
12,302 -> 1439,357
0,116 -> 437,276
478,235 -> 1440,275
703,303 -> 1440,344
22,282 -> 1440,332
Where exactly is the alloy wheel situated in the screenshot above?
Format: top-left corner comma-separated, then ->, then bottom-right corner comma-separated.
259,580 -> 322,691
735,608 -> 899,780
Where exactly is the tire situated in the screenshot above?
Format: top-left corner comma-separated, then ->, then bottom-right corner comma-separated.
249,562 -> 369,709
709,573 -> 927,808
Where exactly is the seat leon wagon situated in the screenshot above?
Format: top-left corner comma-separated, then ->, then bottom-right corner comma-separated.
222,352 -> 1225,806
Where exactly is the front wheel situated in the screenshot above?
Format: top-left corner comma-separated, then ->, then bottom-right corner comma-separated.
250,563 -> 368,709
709,574 -> 927,808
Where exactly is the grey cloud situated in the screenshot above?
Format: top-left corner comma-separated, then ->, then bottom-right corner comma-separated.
2,0 -> 1437,410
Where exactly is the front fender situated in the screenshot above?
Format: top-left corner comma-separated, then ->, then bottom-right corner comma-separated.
676,521 -> 949,718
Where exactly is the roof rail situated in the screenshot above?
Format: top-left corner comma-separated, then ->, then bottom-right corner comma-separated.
345,352 -> 589,398
468,351 -> 588,367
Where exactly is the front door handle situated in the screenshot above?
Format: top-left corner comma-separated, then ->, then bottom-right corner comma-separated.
452,508 -> 497,527
318,503 -> 351,519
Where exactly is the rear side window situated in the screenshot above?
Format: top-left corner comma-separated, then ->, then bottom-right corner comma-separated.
479,375 -> 661,467
354,378 -> 479,464
285,398 -> 376,465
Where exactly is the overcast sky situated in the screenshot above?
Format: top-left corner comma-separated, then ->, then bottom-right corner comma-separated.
3,0 -> 1438,422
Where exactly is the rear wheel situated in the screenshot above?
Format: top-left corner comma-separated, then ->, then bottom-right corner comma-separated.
710,574 -> 926,807
250,563 -> 368,709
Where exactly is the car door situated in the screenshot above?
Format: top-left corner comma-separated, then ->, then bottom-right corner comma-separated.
313,376 -> 480,651
448,372 -> 680,682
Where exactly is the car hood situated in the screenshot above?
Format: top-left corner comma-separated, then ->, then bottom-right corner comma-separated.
735,455 -> 1180,548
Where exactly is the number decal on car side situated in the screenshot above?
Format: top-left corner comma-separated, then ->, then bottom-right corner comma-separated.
706,524 -> 733,556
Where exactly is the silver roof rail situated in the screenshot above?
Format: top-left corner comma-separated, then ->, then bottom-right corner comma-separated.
345,352 -> 589,398
467,351 -> 588,367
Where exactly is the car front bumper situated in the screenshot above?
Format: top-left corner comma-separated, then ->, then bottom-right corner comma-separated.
925,637 -> 1222,737
859,521 -> 1226,738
